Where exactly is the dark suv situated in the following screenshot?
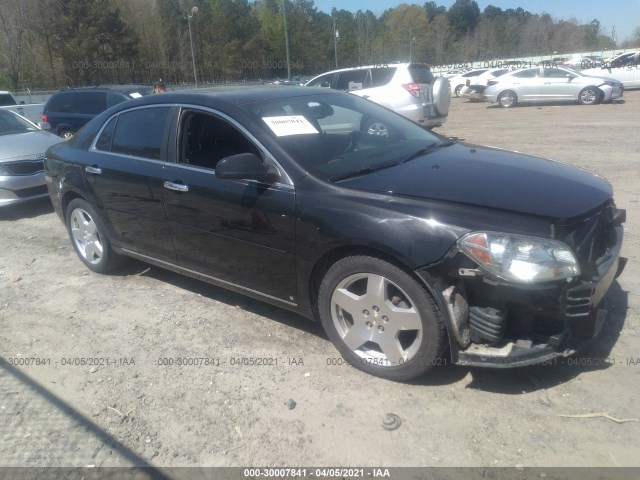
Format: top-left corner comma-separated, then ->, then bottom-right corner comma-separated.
42,85 -> 152,139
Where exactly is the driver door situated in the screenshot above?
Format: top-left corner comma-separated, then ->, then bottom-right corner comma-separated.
161,108 -> 297,302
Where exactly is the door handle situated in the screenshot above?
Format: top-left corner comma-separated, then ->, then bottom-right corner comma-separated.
362,95 -> 371,99
85,166 -> 102,174
544,82 -> 552,85
163,181 -> 189,192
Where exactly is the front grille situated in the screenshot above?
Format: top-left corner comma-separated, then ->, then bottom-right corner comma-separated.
566,284 -> 595,317
2,159 -> 44,176
561,205 -> 618,269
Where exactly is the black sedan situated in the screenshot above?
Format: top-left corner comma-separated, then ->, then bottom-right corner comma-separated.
44,87 -> 626,381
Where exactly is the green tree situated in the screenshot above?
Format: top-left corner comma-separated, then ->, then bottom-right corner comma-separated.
46,0 -> 138,85
446,0 -> 480,38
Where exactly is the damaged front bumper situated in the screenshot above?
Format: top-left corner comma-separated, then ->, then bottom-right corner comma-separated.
419,216 -> 627,368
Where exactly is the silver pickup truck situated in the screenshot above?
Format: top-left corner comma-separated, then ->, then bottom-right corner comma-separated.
0,91 -> 44,125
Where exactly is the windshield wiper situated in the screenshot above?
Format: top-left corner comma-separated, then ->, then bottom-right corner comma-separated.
400,141 -> 453,164
330,161 -> 402,182
330,141 -> 454,183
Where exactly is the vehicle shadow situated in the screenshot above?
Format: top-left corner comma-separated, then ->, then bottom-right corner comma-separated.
486,100 -> 626,109
111,262 -> 628,392
114,260 -> 327,340
0,197 -> 53,220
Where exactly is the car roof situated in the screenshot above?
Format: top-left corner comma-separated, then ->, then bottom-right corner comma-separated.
113,86 -> 335,112
312,62 -> 430,75
54,85 -> 150,94
136,85 -> 328,105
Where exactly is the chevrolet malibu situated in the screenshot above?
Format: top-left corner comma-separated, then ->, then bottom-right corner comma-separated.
44,88 -> 626,381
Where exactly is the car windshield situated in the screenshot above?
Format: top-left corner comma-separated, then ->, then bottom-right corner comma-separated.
243,92 -> 444,182
0,109 -> 39,136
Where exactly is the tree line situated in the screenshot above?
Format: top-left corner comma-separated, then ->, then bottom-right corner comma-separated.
0,0 -> 638,91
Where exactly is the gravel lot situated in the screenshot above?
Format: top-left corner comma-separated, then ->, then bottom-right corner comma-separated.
1,90 -> 639,475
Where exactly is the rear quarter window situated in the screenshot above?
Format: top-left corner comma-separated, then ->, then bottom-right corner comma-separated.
408,66 -> 435,84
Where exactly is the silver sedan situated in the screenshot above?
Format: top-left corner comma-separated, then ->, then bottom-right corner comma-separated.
0,110 -> 62,206
484,66 -> 624,108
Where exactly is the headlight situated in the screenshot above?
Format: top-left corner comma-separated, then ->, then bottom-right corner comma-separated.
458,232 -> 580,283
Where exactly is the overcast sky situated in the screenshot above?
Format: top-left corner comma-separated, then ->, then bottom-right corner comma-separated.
312,0 -> 640,43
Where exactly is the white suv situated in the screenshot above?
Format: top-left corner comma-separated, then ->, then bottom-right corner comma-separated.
305,63 -> 450,128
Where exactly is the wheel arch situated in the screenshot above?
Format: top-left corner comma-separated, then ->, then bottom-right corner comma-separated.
307,244 -> 456,353
580,85 -> 604,103
61,189 -> 86,217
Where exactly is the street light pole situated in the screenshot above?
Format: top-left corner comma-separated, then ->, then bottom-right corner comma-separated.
333,17 -> 339,69
282,0 -> 291,81
187,6 -> 198,87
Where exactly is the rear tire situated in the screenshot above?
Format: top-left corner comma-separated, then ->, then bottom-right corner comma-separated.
498,90 -> 517,108
318,255 -> 446,381
65,198 -> 125,273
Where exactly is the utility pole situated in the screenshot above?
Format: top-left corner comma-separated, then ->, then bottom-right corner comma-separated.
187,7 -> 199,87
333,17 -> 339,69
283,0 -> 291,81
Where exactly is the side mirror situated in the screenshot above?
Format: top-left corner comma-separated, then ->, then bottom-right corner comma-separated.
215,153 -> 278,183
19,100 -> 25,105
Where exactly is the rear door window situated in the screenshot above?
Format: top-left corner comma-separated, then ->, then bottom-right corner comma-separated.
76,92 -> 108,114
513,69 -> 540,78
110,107 -> 171,160
370,68 -> 397,87
47,92 -> 74,113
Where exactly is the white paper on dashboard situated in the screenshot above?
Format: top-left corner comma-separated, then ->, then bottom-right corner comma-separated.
262,116 -> 319,136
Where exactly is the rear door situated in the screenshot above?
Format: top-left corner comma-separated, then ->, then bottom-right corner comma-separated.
506,68 -> 542,101
86,106 -> 176,262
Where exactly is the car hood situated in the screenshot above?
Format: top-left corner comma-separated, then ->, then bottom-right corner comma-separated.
0,131 -> 62,162
339,143 -> 612,221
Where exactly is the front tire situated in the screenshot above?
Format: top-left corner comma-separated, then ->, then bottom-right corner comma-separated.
318,255 -> 446,381
65,198 -> 125,273
578,87 -> 601,105
498,90 -> 518,108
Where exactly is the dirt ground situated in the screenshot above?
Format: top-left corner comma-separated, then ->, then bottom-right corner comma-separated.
1,90 -> 639,475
